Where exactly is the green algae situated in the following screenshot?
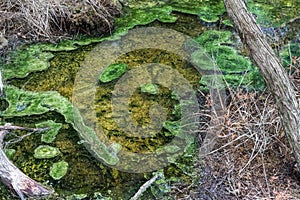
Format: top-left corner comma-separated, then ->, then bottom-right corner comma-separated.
49,160 -> 69,180
114,5 -> 177,36
2,45 -> 54,80
36,120 -> 63,143
34,145 -> 61,159
4,148 -> 16,160
99,63 -> 127,83
170,0 -> 225,22
112,0 -> 226,39
116,0 -> 225,32
141,83 -> 159,94
1,85 -> 120,165
192,30 -> 264,90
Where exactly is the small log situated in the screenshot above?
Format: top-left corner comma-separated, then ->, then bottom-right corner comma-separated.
0,124 -> 53,199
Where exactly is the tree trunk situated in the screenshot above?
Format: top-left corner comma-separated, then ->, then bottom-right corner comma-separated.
223,0 -> 300,168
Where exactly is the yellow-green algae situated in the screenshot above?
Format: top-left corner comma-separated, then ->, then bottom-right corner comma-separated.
1,85 -> 119,165
2,1 -> 295,197
94,48 -> 201,155
34,145 -> 61,159
99,63 -> 127,83
49,160 -> 69,180
36,120 -> 63,143
141,83 -> 159,95
192,30 -> 265,90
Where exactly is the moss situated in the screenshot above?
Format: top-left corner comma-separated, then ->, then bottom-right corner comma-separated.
34,145 -> 61,159
49,160 -> 69,180
99,63 -> 127,83
36,120 -> 63,143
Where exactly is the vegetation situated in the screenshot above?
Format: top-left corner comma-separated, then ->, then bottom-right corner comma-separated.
0,0 -> 120,40
0,0 -> 299,199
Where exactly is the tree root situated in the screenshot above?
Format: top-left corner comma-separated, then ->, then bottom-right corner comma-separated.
0,124 -> 53,199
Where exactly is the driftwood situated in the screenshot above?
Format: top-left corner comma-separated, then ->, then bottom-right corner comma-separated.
224,0 -> 300,168
0,124 -> 53,199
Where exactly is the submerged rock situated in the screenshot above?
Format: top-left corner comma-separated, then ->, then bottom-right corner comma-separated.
49,161 -> 69,180
34,145 -> 60,159
99,63 -> 127,83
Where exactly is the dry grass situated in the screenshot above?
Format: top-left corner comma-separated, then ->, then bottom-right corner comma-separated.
0,0 -> 120,43
194,75 -> 300,199
170,57 -> 300,199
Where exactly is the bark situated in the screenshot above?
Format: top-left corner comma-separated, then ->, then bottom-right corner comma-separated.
224,0 -> 300,168
0,124 -> 53,199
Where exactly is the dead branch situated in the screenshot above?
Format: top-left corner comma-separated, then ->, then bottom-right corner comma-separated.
130,174 -> 159,200
0,124 -> 53,200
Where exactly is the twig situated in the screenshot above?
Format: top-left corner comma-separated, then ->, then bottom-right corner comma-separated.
130,174 -> 159,200
0,123 -> 48,132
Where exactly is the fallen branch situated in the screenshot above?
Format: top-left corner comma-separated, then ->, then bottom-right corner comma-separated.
0,123 -> 53,200
130,174 -> 159,200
